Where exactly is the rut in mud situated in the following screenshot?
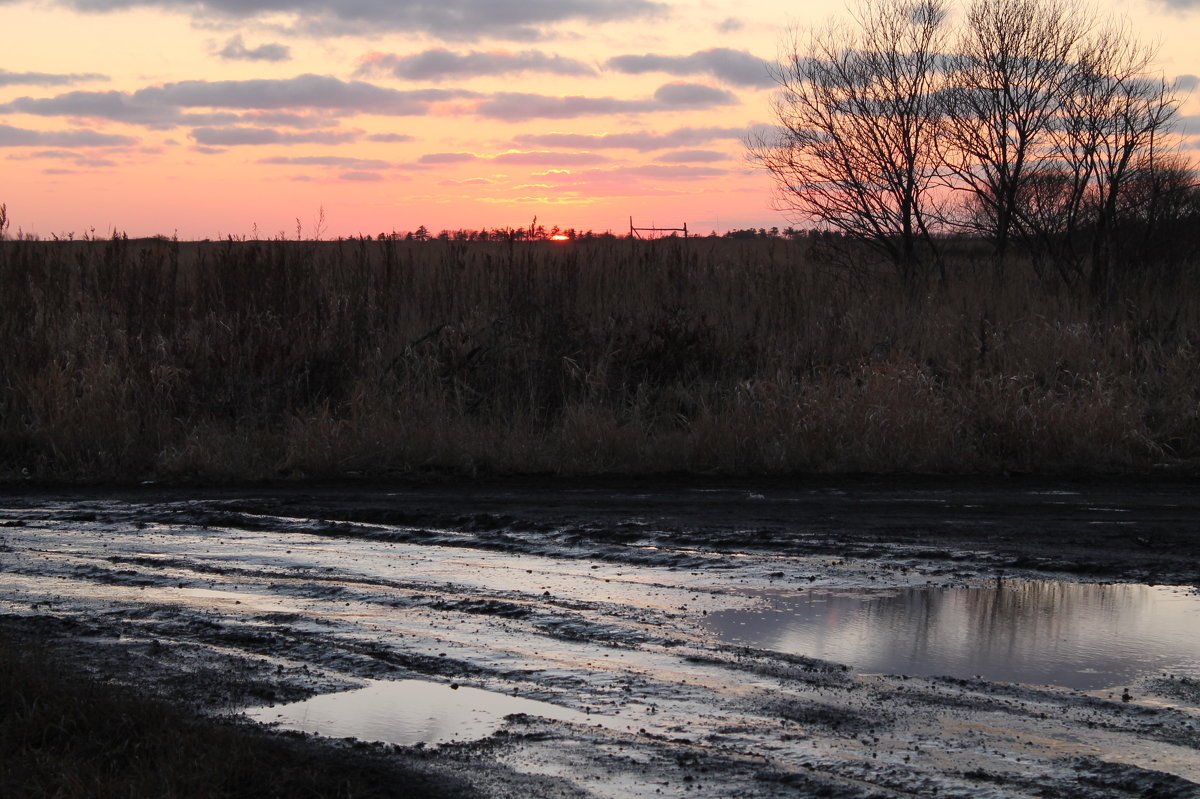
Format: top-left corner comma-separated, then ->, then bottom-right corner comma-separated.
1,480 -> 1199,799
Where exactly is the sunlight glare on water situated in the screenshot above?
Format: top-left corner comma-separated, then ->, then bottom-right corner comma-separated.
701,580 -> 1200,690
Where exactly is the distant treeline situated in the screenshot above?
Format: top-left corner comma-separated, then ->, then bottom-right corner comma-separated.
1,218 -> 820,244
1,236 -> 1197,482
368,226 -> 831,243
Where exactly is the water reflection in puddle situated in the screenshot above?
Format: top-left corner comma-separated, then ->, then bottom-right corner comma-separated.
245,679 -> 589,746
701,580 -> 1200,690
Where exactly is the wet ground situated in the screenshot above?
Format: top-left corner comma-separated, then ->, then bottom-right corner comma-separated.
2,478 -> 1199,798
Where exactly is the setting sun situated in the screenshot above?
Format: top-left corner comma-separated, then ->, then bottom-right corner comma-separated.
1,0 -> 1198,238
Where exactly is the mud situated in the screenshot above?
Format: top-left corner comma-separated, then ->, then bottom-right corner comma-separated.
1,477 -> 1198,798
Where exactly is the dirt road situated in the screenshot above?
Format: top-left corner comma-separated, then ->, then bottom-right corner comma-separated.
2,478 -> 1198,798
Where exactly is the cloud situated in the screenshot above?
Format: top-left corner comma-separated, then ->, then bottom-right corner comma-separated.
414,149 -> 607,168
607,48 -> 774,89
491,150 -> 609,165
0,123 -> 137,147
259,155 -> 392,169
656,149 -> 727,163
418,152 -> 480,164
30,0 -> 668,41
3,73 -> 739,132
1,76 -> 478,126
439,177 -> 494,185
26,149 -> 80,158
508,163 -> 731,197
474,93 -> 646,121
474,82 -> 737,122
1,90 -> 180,126
512,125 -> 747,152
368,132 -> 415,142
1175,74 -> 1199,91
652,82 -> 739,106
556,164 -> 729,183
179,110 -> 334,128
716,17 -> 743,34
177,111 -> 243,126
358,48 -> 596,82
0,68 -> 107,87
138,75 -> 475,114
189,126 -> 357,145
744,121 -> 787,142
217,34 -> 291,62
11,148 -> 117,167
339,171 -> 385,181
239,111 -> 335,129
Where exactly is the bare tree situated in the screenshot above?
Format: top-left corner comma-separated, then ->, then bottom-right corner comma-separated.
939,0 -> 1086,273
1057,27 -> 1179,294
751,0 -> 1188,293
749,0 -> 950,286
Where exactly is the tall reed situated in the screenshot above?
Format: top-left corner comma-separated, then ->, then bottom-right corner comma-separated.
0,235 -> 1196,480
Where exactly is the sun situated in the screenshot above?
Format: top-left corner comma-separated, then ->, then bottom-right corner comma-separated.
549,234 -> 571,241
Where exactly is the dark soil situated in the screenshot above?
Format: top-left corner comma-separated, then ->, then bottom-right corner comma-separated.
2,477 -> 1198,799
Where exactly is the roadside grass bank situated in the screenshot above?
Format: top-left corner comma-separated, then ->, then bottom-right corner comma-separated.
0,630 -> 471,799
1,236 -> 1197,481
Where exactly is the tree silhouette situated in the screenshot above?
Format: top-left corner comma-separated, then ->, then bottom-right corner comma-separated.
752,0 -> 1190,292
750,0 -> 950,285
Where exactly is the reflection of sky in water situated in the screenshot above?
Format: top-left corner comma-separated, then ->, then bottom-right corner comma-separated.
245,680 -> 588,747
701,581 -> 1200,690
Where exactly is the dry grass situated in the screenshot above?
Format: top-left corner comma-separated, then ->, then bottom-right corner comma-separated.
0,235 -> 1196,481
0,640 -> 471,799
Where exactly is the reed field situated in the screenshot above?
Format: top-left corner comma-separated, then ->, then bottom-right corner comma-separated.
0,234 -> 1197,481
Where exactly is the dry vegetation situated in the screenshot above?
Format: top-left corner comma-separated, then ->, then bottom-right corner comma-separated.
1,235 -> 1197,481
0,633 -> 468,799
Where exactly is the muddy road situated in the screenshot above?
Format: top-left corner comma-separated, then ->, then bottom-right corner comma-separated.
2,478 -> 1199,798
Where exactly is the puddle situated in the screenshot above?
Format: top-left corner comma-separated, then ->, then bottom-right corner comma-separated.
701,580 -> 1200,690
244,679 -> 590,746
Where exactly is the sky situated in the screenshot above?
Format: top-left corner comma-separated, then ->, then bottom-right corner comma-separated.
2,0 -> 1199,239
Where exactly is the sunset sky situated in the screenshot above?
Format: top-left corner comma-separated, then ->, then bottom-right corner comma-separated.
3,0 -> 1199,239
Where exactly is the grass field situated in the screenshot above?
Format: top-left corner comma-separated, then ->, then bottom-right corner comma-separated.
1,235 -> 1197,481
